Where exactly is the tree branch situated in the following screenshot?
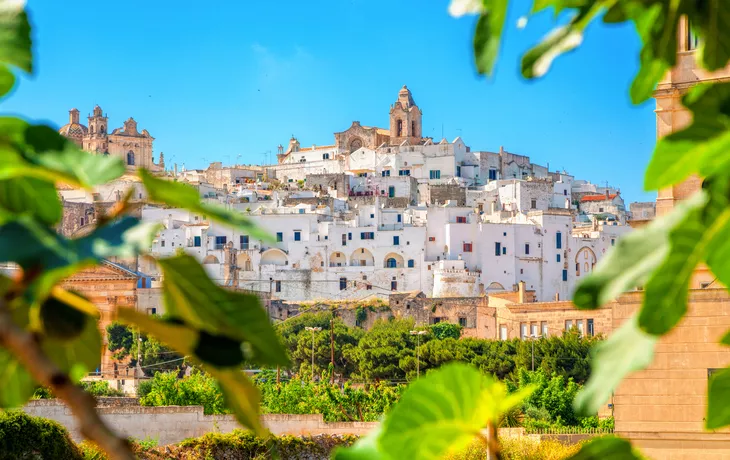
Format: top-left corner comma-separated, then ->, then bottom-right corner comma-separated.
0,302 -> 135,460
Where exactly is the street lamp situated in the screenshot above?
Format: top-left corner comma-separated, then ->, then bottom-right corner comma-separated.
409,330 -> 428,379
305,327 -> 322,382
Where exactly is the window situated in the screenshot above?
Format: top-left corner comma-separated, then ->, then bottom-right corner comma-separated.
428,236 -> 436,242
360,232 -> 374,240
688,22 -> 699,50
366,284 -> 372,290
598,207 -> 604,213
577,320 -> 585,336
215,236 -> 227,249
495,242 -> 501,256
411,121 -> 416,136
386,258 -> 397,268
381,170 -> 391,177
397,119 -> 403,136
398,169 -> 410,176
565,320 -> 573,331
348,232 -> 352,241
456,216 -> 467,223
80,217 -> 85,226
407,259 -> 415,268
562,269 -> 568,281
342,234 -> 347,246
240,235 -> 249,250
587,319 -> 594,337
576,263 -> 581,276
299,208 -> 305,214
294,231 -> 301,242
388,186 -> 395,198
463,243 -> 473,252
276,232 -> 283,242
393,236 -> 400,245
520,323 -> 528,340
563,189 -> 568,196
391,280 -> 397,291
322,153 -> 330,160
194,236 -> 201,247
556,254 -> 561,262
556,231 -> 562,249
459,317 -> 467,327
541,321 -> 548,337
525,243 -> 530,255
488,169 -> 497,181
397,214 -> 402,223
127,151 -> 135,166
530,323 -> 538,337
339,278 -> 347,291
531,199 -> 537,209
429,170 -> 441,179
611,238 -> 616,246
275,281 -> 281,293
502,247 -> 506,255
499,324 -> 507,340
456,166 -> 461,177
161,240 -> 165,247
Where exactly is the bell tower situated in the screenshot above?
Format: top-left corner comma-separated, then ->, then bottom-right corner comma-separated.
389,85 -> 422,145
85,105 -> 108,153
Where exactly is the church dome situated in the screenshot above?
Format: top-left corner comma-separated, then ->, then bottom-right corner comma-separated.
59,108 -> 87,144
59,122 -> 88,138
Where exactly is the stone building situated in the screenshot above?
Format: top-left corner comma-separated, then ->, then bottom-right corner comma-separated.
611,17 -> 730,460
58,105 -> 164,171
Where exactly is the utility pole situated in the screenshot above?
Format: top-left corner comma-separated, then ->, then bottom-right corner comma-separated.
305,326 -> 321,383
270,277 -> 280,386
330,315 -> 335,384
409,330 -> 428,379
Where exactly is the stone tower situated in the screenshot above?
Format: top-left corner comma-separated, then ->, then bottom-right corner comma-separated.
85,105 -> 108,153
389,85 -> 422,145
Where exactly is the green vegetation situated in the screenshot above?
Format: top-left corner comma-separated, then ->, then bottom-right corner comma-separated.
0,411 -> 82,460
106,321 -> 185,376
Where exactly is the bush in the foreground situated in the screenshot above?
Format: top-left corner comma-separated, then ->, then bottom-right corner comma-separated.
446,437 -> 583,460
0,411 -> 83,460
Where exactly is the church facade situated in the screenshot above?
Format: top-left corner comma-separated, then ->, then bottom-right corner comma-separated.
59,105 -> 164,172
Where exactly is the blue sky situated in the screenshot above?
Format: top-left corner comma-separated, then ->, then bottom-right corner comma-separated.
9,0 -> 656,202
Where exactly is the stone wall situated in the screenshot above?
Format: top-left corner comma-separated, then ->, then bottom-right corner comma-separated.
429,184 -> 466,206
306,173 -> 348,199
22,399 -> 378,446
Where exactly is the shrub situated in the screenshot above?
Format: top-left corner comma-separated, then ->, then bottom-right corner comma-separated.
446,437 -> 582,460
139,370 -> 226,415
0,411 -> 82,460
81,380 -> 124,397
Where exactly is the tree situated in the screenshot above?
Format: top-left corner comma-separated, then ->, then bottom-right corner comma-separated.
105,322 -> 185,376
429,322 -> 462,340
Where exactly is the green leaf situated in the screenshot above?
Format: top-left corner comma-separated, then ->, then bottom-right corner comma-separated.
0,177 -> 62,225
0,2 -> 32,73
0,65 -> 14,96
42,310 -> 102,382
0,347 -> 35,408
139,169 -> 274,242
692,0 -> 730,72
627,2 -> 670,104
521,3 -> 603,79
630,57 -> 668,105
332,426 -> 387,460
566,436 -> 644,459
0,216 -> 158,302
0,121 -> 125,188
117,308 -> 267,437
575,315 -> 657,415
574,192 -> 706,309
158,254 -> 288,367
645,84 -> 730,191
707,367 -> 730,429
379,363 -> 522,460
473,0 -> 509,75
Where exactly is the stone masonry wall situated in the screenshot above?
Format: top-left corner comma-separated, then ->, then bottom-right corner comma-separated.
429,184 -> 466,206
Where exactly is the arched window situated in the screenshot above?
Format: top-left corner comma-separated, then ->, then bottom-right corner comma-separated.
397,119 -> 403,137
90,125 -> 94,134
386,258 -> 397,268
100,125 -> 105,134
127,151 -> 135,166
411,121 -> 416,137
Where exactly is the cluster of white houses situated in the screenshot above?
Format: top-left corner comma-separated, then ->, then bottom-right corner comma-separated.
60,86 -> 645,304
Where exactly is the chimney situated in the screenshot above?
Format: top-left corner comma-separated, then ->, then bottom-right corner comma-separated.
518,281 -> 526,304
499,145 -> 504,155
605,188 -> 610,199
555,292 -> 560,301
